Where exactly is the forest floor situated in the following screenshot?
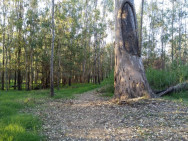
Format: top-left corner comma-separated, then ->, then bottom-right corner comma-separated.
27,89 -> 188,141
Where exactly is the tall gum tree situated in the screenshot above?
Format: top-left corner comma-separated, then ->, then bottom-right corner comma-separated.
114,0 -> 156,101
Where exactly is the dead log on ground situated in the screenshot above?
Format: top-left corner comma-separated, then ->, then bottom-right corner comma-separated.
157,80 -> 188,97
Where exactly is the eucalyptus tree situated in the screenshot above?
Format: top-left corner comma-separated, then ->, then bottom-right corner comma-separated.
115,0 -> 155,101
15,0 -> 24,90
50,0 -> 55,96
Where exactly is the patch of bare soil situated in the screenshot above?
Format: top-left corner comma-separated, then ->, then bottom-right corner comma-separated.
33,90 -> 188,141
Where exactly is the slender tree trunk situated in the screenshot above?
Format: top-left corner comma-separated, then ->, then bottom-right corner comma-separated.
2,0 -> 5,90
114,0 -> 155,101
5,35 -> 9,91
97,40 -> 101,85
8,49 -> 11,88
30,49 -> 33,90
35,55 -> 39,86
161,0 -> 165,70
139,0 -> 144,54
94,0 -> 98,85
5,5 -> 9,91
17,46 -> 22,91
14,64 -> 17,90
62,77 -> 66,86
17,1 -> 23,90
87,37 -> 91,83
151,0 -> 155,61
69,77 -> 71,86
184,0 -> 187,64
50,0 -> 55,97
24,46 -> 29,90
5,48 -> 8,91
88,73 -> 90,83
178,3 -> 182,64
57,41 -> 61,90
94,31 -> 97,84
171,0 -> 175,62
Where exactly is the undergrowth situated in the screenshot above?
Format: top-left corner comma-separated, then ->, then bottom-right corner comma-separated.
146,64 -> 188,105
146,64 -> 188,90
99,65 -> 188,105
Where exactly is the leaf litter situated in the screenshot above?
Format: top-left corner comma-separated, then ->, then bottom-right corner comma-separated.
25,90 -> 188,141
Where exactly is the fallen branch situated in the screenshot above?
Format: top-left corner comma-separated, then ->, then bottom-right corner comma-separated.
157,80 -> 188,97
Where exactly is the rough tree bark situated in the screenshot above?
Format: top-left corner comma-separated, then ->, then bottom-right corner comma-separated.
114,0 -> 156,101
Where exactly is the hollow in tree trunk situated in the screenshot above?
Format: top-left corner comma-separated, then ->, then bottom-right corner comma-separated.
114,0 -> 156,101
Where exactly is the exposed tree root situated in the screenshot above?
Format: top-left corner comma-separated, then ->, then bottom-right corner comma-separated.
156,80 -> 188,97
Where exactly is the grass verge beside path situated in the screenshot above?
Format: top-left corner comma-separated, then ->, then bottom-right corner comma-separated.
0,90 -> 47,141
163,91 -> 188,105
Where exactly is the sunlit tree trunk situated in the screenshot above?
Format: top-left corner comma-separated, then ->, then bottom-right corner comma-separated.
114,0 -> 155,101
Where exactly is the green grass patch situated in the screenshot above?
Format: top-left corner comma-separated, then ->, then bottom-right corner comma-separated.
101,92 -> 114,97
163,91 -> 188,105
54,83 -> 101,99
0,90 -> 47,141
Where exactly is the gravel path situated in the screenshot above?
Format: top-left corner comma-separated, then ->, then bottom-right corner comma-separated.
33,90 -> 188,141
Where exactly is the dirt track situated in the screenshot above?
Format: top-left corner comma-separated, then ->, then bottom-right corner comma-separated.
33,90 -> 188,141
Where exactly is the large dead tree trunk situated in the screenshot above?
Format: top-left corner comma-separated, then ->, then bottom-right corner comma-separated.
114,0 -> 156,101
